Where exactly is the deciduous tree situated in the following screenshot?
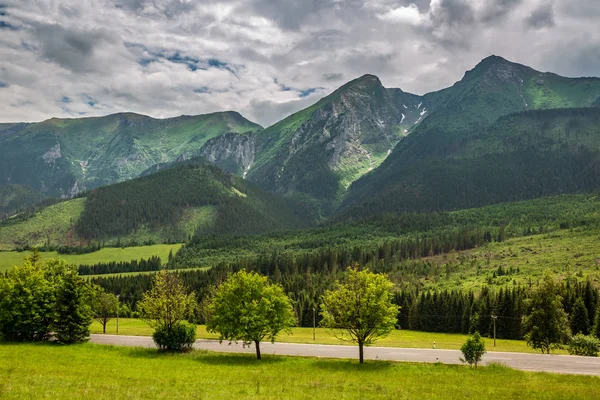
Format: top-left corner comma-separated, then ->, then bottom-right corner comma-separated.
91,287 -> 119,334
320,268 -> 398,363
206,270 -> 295,359
460,332 -> 486,367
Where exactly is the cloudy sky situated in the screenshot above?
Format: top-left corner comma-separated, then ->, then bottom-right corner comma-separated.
1,0 -> 599,126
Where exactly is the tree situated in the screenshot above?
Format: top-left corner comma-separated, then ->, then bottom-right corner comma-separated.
570,297 -> 590,335
51,261 -> 94,344
320,268 -> 399,363
522,275 -> 571,354
138,270 -> 197,351
0,257 -> 55,341
206,270 -> 295,360
0,256 -> 93,343
592,302 -> 600,339
139,270 -> 197,330
91,287 -> 119,334
460,332 -> 486,367
568,334 -> 600,357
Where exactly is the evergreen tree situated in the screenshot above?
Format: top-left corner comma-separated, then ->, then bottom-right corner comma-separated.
592,302 -> 600,339
570,297 -> 590,335
51,262 -> 94,344
523,275 -> 571,354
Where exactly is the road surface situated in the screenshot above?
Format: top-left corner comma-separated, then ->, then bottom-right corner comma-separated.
90,334 -> 600,376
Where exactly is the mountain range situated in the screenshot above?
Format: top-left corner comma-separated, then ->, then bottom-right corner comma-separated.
1,55 -> 600,248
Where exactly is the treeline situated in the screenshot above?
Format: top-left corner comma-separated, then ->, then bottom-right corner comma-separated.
92,262 -> 599,340
78,256 -> 162,276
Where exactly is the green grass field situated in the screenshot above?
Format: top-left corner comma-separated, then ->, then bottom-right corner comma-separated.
91,318 -> 548,354
0,244 -> 182,273
0,342 -> 597,399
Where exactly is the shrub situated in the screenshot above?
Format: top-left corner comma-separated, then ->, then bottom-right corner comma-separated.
460,331 -> 486,367
568,334 -> 600,357
152,322 -> 197,352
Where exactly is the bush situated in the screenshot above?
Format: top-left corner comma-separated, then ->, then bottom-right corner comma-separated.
460,331 -> 486,367
152,322 -> 197,352
568,334 -> 600,357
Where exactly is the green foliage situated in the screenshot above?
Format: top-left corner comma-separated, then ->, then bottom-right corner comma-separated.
152,321 -> 197,352
0,253 -> 93,343
593,304 -> 600,339
567,334 -> 600,357
92,287 -> 119,334
51,262 -> 94,343
138,270 -> 197,331
320,268 -> 398,363
206,270 -> 296,359
460,331 -> 486,367
570,298 -> 590,335
523,275 -> 571,354
0,253 -> 55,341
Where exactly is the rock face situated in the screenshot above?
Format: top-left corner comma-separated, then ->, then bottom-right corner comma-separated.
247,74 -> 424,214
200,132 -> 255,177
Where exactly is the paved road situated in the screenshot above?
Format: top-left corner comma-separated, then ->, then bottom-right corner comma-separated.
90,334 -> 600,376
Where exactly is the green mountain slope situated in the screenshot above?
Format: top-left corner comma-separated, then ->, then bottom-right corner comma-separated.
340,107 -> 600,217
339,56 -> 600,218
0,184 -> 47,219
0,160 -> 310,250
0,112 -> 261,197
246,75 -> 423,215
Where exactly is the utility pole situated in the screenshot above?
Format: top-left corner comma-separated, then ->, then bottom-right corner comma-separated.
491,315 -> 497,347
116,294 -> 120,335
313,307 -> 316,341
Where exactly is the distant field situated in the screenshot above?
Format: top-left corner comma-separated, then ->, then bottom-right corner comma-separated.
1,343 -> 597,399
0,244 -> 182,273
91,318 -> 548,354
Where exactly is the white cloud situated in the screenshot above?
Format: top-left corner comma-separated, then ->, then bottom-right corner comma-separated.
377,4 -> 427,25
0,0 -> 599,126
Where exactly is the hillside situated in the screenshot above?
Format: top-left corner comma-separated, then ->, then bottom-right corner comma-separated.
0,160 -> 310,250
246,75 -> 424,214
340,56 -> 600,218
0,112 -> 261,197
0,184 -> 47,219
341,107 -> 600,217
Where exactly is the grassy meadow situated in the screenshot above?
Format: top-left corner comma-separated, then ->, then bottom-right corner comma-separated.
0,244 -> 182,273
418,227 -> 600,291
0,343 -> 597,399
91,318 -> 546,354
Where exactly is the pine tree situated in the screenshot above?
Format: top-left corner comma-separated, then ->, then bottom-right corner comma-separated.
52,266 -> 94,344
592,302 -> 600,339
570,297 -> 590,335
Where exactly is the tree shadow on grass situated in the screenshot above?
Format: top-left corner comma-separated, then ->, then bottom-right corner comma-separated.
197,352 -> 286,366
309,358 -> 395,372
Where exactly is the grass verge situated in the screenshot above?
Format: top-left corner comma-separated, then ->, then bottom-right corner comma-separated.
0,342 -> 596,399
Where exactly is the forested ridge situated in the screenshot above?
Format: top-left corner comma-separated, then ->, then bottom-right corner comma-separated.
75,159 -> 312,241
340,108 -> 600,218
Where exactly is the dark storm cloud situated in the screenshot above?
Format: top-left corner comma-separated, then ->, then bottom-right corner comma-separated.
1,0 -> 599,124
32,23 -> 120,73
525,2 -> 555,29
